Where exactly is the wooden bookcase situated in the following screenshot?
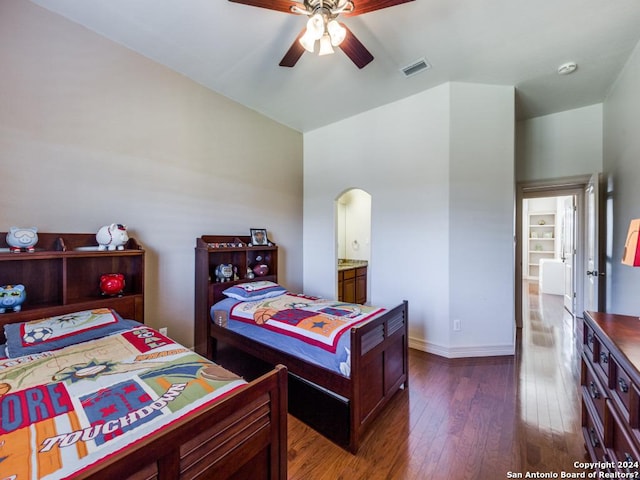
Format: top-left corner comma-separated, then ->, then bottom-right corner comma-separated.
0,232 -> 144,336
194,235 -> 278,358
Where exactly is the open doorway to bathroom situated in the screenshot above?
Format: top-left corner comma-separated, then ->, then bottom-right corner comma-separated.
335,189 -> 371,303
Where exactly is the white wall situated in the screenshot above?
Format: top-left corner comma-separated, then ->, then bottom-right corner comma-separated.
448,83 -> 515,354
304,84 -> 451,351
603,39 -> 640,315
304,82 -> 515,357
516,104 -> 603,182
0,1 -> 304,348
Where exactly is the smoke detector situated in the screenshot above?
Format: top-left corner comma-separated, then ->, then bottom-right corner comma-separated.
557,62 -> 578,75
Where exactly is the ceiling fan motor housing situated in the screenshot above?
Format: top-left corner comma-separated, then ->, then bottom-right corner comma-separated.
300,0 -> 354,16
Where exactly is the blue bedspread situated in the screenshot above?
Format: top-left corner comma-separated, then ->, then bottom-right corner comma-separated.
211,297 -> 384,377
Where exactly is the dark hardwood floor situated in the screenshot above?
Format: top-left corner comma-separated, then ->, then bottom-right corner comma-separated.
287,282 -> 587,479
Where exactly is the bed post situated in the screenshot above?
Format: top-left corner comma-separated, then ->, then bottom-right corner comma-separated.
402,299 -> 409,390
350,324 -> 363,453
273,365 -> 289,480
194,238 -> 212,358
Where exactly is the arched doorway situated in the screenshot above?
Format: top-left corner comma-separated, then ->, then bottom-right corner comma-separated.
335,188 -> 371,302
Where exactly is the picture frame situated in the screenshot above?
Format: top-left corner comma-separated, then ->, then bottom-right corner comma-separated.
250,228 -> 269,246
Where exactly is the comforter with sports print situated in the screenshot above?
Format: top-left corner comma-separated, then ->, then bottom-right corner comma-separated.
0,326 -> 245,479
229,293 -> 384,353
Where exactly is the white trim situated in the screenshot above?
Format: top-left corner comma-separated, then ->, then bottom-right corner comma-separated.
409,337 -> 515,358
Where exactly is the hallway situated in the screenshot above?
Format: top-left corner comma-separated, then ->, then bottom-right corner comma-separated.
516,280 -> 586,472
286,282 -> 587,479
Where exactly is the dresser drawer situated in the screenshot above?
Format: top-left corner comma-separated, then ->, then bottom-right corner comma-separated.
583,402 -> 607,465
595,342 -> 611,385
607,401 -> 640,474
582,359 -> 607,428
632,384 -> 640,429
611,356 -> 634,419
584,323 -> 597,360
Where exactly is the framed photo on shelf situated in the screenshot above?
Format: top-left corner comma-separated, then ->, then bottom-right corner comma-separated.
250,228 -> 268,246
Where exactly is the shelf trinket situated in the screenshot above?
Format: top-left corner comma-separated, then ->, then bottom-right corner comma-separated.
0,284 -> 26,313
6,227 -> 38,253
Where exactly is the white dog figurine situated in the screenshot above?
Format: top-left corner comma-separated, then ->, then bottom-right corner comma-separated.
96,224 -> 129,251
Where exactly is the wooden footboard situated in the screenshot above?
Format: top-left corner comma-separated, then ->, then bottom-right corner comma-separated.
206,300 -> 409,453
350,300 -> 409,452
74,365 -> 288,480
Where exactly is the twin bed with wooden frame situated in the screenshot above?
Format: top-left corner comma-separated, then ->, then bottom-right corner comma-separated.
0,232 -> 287,480
194,234 -> 409,453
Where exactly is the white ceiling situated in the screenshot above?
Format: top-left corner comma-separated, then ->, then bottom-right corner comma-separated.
30,0 -> 640,132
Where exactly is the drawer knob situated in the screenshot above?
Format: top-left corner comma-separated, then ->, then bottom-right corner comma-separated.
623,453 -> 637,473
618,377 -> 629,393
589,381 -> 601,399
588,427 -> 600,448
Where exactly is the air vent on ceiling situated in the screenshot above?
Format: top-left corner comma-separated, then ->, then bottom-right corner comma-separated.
401,58 -> 431,77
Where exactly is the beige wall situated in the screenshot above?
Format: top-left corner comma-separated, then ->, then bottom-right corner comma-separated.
0,0 -> 303,348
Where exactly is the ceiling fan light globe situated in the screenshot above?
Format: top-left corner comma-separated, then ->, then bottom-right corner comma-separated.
327,20 -> 346,46
299,30 -> 316,53
318,33 -> 334,56
307,14 -> 325,40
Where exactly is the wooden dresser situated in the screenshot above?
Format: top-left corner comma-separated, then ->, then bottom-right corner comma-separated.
582,311 -> 640,474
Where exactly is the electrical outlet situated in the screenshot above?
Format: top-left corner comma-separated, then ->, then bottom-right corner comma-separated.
159,327 -> 168,336
453,319 -> 461,331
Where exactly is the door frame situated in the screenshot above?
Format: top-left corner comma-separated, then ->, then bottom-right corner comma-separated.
515,175 -> 591,328
562,195 -> 577,314
584,173 -> 607,313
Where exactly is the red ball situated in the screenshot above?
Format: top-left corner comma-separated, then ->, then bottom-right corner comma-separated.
100,273 -> 125,296
253,264 -> 269,277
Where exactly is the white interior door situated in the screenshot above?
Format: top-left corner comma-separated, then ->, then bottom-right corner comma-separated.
585,174 -> 602,312
562,196 -> 576,314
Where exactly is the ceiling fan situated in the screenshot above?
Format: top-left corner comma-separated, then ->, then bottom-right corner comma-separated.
228,0 -> 415,69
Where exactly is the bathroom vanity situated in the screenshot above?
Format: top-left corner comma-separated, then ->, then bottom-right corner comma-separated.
338,260 -> 367,304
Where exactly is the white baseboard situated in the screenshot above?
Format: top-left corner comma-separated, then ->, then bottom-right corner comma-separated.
409,336 -> 515,358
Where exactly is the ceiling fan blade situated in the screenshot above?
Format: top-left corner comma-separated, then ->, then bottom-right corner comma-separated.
342,0 -> 414,17
228,0 -> 297,14
279,29 -> 306,67
339,24 -> 374,69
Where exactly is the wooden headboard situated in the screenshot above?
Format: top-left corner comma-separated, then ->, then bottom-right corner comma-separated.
0,232 -> 144,343
194,235 -> 278,358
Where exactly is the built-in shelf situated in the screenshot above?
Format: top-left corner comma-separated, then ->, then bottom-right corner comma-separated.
0,232 -> 145,341
526,212 -> 557,280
